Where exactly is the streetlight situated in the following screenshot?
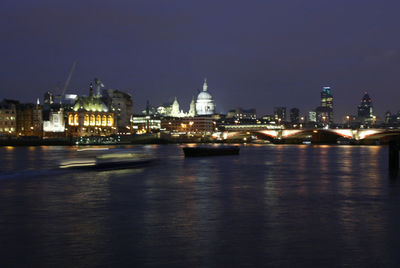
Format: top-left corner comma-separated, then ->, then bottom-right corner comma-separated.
189,121 -> 194,133
346,115 -> 350,128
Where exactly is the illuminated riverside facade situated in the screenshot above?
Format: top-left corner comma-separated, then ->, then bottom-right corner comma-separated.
161,116 -> 214,133
66,84 -> 116,137
67,110 -> 115,137
0,99 -> 17,136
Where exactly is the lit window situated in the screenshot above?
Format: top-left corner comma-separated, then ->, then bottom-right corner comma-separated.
90,115 -> 95,126
96,115 -> 101,126
74,114 -> 79,126
102,115 -> 107,126
68,114 -> 74,125
107,115 -> 113,126
84,114 -> 89,126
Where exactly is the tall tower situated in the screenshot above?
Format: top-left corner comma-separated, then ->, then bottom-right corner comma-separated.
317,86 -> 333,124
321,87 -> 333,109
357,92 -> 374,125
170,97 -> 180,117
188,97 -> 196,117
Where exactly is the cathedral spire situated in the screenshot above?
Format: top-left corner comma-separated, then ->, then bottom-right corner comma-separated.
203,78 -> 208,91
89,82 -> 94,97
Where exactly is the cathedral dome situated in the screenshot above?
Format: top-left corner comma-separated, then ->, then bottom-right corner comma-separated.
197,91 -> 213,100
195,78 -> 216,116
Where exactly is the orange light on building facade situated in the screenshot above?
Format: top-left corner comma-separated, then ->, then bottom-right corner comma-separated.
96,115 -> 101,126
74,114 -> 79,126
107,115 -> 113,126
84,114 -> 89,126
68,114 -> 74,126
90,115 -> 95,126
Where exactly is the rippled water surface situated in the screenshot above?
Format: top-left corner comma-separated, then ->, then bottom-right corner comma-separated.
1,144 -> 400,267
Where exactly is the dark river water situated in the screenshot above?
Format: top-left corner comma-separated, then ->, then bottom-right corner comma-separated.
1,144 -> 400,267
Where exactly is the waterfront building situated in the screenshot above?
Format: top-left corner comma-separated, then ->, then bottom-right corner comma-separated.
16,103 -> 43,137
42,90 -> 75,136
289,108 -> 300,123
131,115 -> 161,134
0,99 -> 17,136
43,107 -> 66,134
273,107 -> 286,122
357,92 -> 374,125
103,89 -> 133,134
66,82 -> 116,137
262,114 -> 275,123
161,116 -> 214,133
226,107 -> 257,123
195,79 -> 216,115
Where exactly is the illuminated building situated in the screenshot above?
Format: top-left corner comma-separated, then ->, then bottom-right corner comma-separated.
195,78 -> 216,115
262,114 -> 274,123
188,97 -> 196,117
0,99 -> 17,136
153,97 -> 188,118
357,92 -> 374,125
227,108 -> 257,122
274,107 -> 286,122
321,86 -> 333,109
142,79 -> 215,118
67,82 -> 116,137
16,103 -> 43,137
43,108 -> 66,134
308,111 -> 316,122
161,116 -> 214,133
316,86 -> 333,124
131,115 -> 161,134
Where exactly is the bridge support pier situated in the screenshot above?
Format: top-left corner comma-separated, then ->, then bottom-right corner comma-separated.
389,140 -> 399,175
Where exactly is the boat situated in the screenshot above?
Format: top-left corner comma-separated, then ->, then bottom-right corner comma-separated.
59,150 -> 155,170
182,146 -> 240,157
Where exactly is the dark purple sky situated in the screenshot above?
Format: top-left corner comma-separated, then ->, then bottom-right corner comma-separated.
1,0 -> 400,121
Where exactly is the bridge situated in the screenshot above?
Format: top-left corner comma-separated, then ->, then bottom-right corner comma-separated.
215,125 -> 400,144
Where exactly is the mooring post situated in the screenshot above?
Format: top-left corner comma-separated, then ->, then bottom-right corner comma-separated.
389,140 -> 399,175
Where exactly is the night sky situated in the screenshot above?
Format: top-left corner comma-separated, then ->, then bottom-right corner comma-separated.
1,0 -> 400,121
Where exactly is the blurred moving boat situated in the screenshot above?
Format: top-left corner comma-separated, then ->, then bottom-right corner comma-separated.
60,150 -> 155,170
183,146 -> 240,157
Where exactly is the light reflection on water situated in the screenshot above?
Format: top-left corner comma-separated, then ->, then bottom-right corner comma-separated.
1,144 -> 400,267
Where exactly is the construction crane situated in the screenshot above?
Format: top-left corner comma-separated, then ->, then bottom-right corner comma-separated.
59,61 -> 77,104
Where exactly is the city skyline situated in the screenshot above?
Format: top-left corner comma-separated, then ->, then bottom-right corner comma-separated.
0,77 -> 388,122
1,0 -> 400,121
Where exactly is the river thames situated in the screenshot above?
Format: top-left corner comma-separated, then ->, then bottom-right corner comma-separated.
1,144 -> 400,267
